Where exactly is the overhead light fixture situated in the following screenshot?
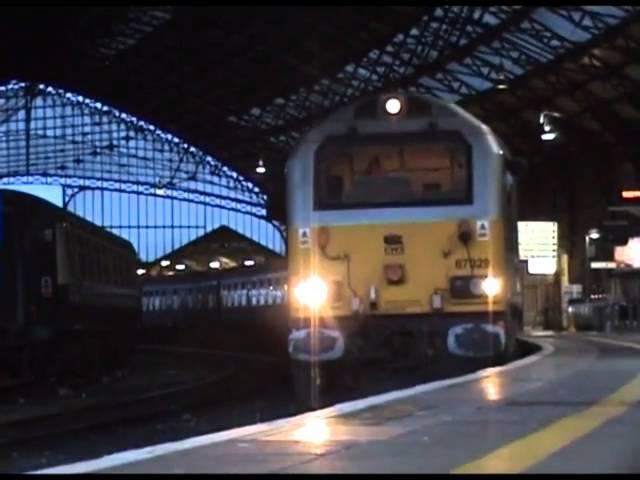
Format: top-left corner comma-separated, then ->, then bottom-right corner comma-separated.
136,268 -> 147,276
256,158 -> 266,174
541,131 -> 558,141
209,260 -> 221,270
496,72 -> 508,90
243,259 -> 256,267
160,259 -> 171,267
175,263 -> 186,271
495,58 -> 509,90
588,229 -> 601,240
539,111 -> 562,142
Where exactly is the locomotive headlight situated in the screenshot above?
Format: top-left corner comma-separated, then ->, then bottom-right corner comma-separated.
384,96 -> 402,115
294,276 -> 328,308
481,276 -> 502,297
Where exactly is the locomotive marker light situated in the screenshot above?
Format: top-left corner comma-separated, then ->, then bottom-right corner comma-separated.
294,276 -> 328,309
368,285 -> 378,311
384,96 -> 402,116
431,291 -> 443,311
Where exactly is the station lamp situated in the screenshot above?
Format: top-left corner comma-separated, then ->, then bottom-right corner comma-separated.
136,268 -> 147,276
160,259 -> 171,268
496,72 -> 509,90
588,228 -> 601,240
256,158 -> 266,174
175,263 -> 186,271
209,260 -> 221,270
539,111 -> 561,142
243,259 -> 256,267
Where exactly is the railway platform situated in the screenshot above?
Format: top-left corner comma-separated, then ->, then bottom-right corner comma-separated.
36,332 -> 640,474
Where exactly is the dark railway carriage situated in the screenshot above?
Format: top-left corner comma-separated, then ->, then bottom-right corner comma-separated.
0,189 -> 141,379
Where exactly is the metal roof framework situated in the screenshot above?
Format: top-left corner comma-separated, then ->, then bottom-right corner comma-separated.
0,6 -> 639,222
0,81 -> 267,216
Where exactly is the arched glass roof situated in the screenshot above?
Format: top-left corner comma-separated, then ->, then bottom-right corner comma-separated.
0,81 -> 286,261
0,81 -> 265,215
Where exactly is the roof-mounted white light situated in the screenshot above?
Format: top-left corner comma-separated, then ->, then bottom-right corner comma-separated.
540,111 -> 562,141
384,97 -> 402,116
496,72 -> 508,90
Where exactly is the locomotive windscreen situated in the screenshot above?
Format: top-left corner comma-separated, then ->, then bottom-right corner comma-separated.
314,132 -> 471,210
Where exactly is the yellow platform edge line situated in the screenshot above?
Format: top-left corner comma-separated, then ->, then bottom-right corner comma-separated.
452,372 -> 640,474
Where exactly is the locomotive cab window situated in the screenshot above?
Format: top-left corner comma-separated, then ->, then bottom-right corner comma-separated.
315,132 -> 472,210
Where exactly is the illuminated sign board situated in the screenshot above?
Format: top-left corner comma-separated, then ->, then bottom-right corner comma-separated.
614,236 -> 640,268
621,190 -> 640,200
590,261 -> 617,270
518,221 -> 558,261
527,257 -> 557,275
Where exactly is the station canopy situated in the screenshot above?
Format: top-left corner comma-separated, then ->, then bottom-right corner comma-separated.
0,6 -> 639,219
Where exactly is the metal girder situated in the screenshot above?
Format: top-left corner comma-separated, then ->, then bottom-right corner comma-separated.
87,7 -> 425,126
0,82 -> 268,216
0,175 -> 266,217
464,11 -> 640,149
231,6 -> 636,163
1,5 -> 639,213
466,7 -> 640,108
232,6 -> 518,135
397,6 -> 537,90
91,7 -> 174,66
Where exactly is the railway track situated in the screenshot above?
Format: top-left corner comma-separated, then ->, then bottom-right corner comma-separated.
0,347 -> 285,447
4,339 -> 537,473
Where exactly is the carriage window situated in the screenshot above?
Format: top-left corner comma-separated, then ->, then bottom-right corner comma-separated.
315,133 -> 471,209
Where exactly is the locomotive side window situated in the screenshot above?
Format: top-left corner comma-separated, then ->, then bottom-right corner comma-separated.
315,132 -> 472,210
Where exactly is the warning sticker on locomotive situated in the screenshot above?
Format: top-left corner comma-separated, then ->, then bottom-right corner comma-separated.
476,220 -> 490,241
299,228 -> 310,248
